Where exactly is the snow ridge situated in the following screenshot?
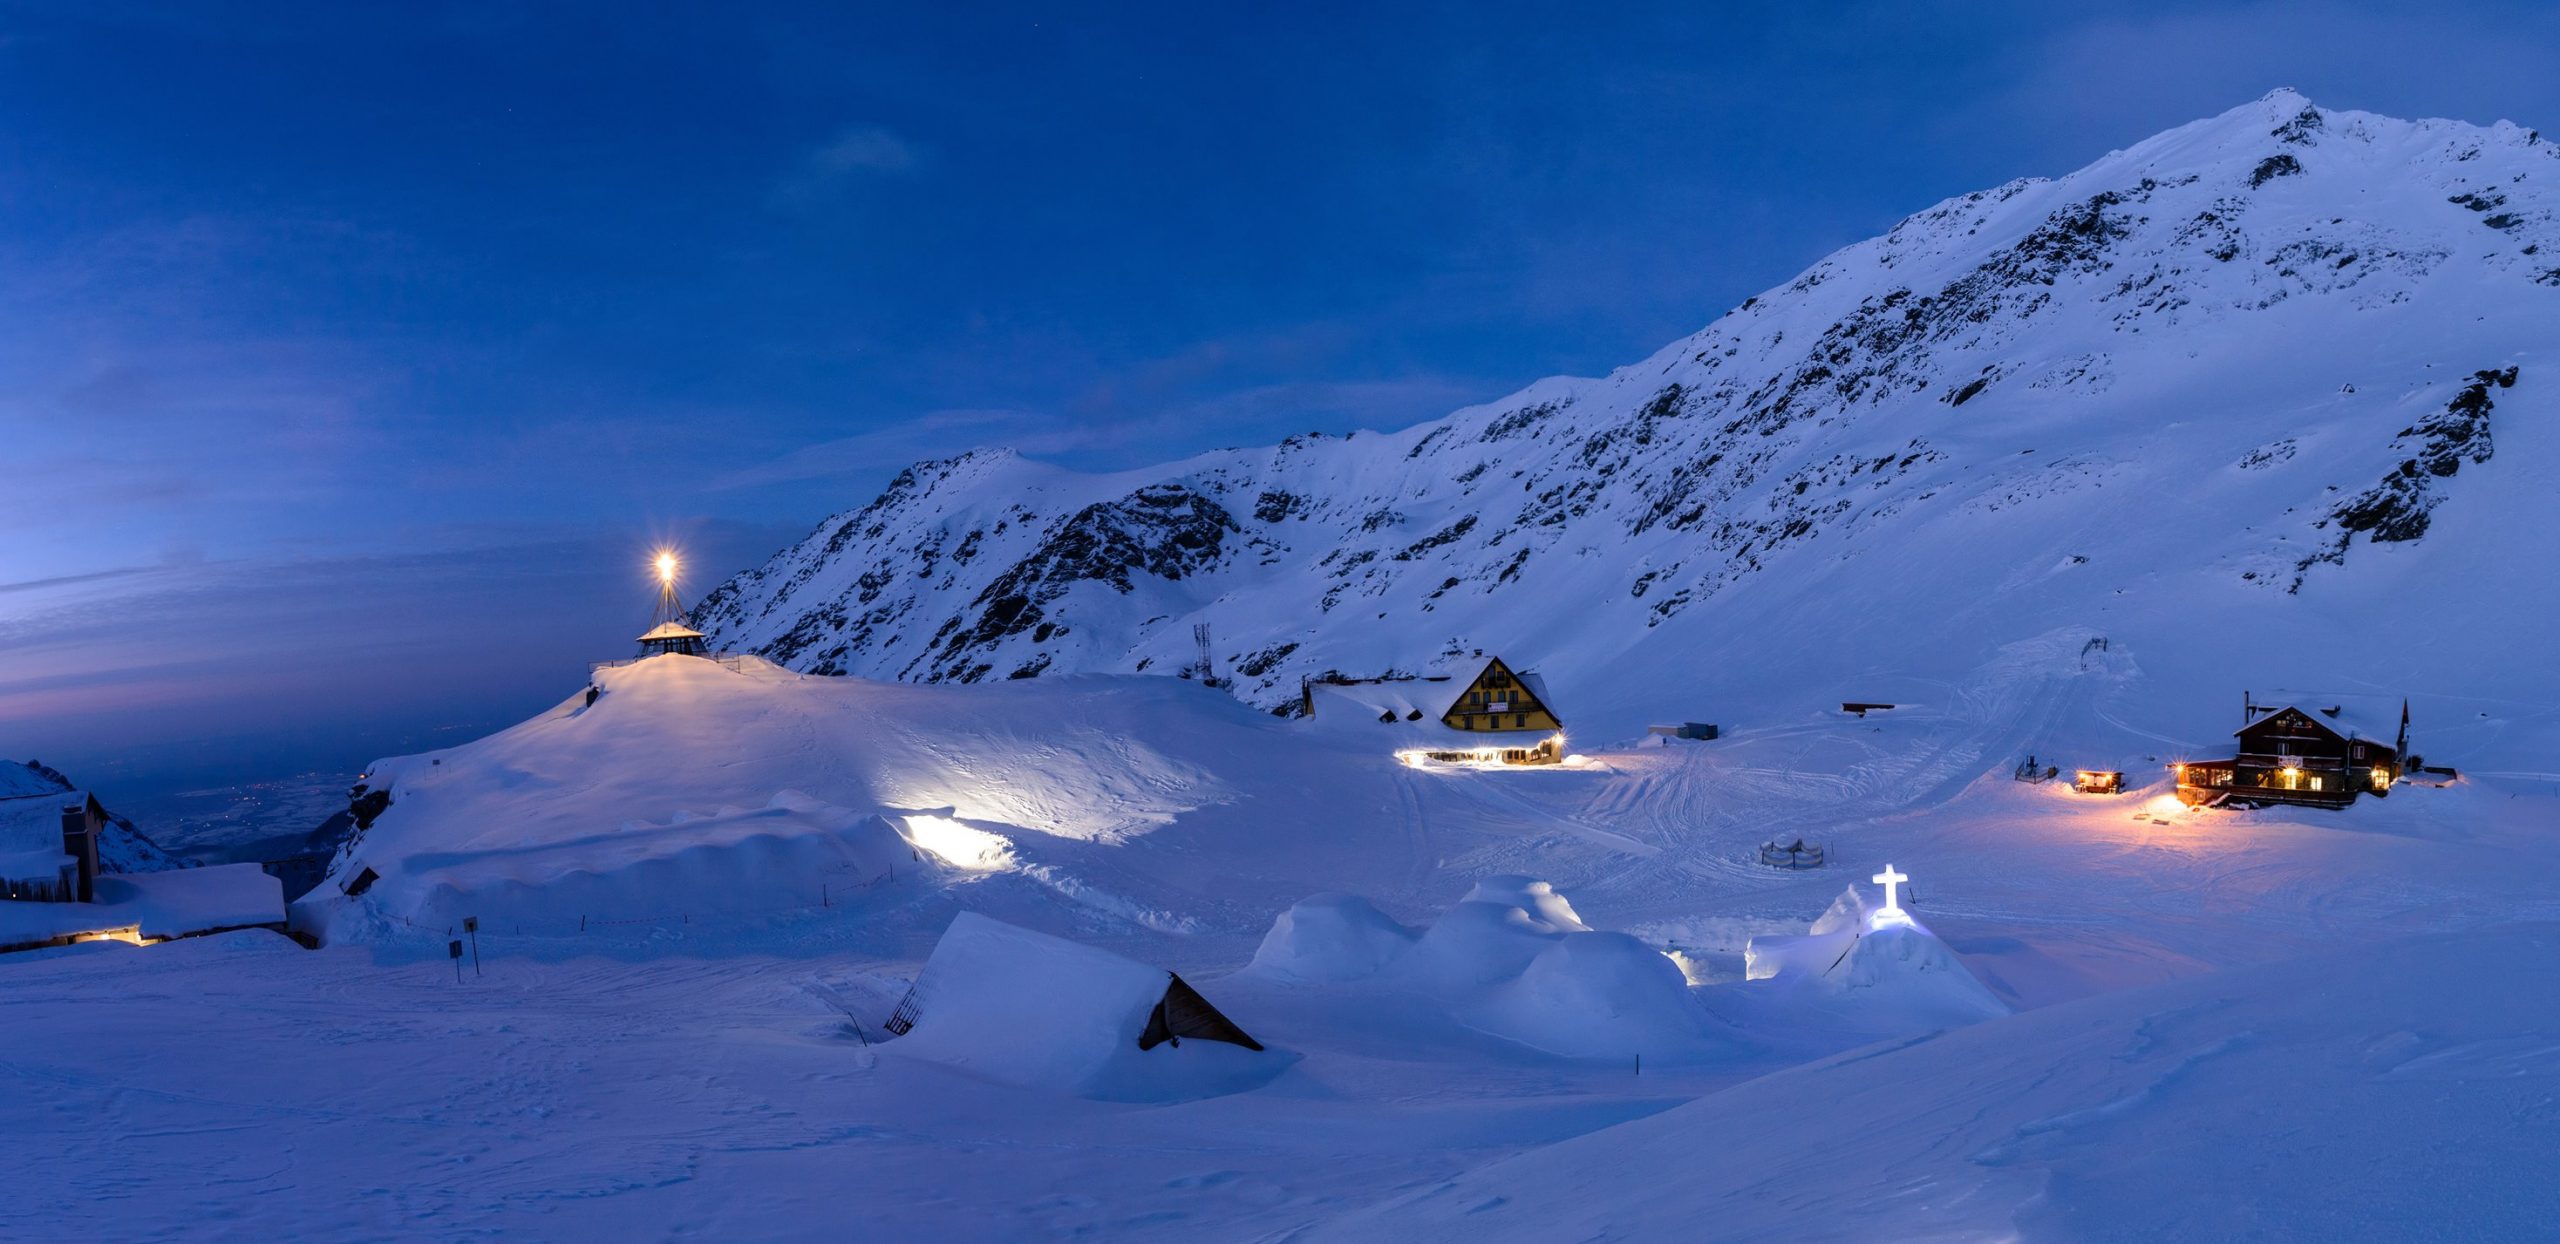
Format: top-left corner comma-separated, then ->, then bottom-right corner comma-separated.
699,92 -> 2556,715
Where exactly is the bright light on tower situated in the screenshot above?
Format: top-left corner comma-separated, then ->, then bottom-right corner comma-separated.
654,550 -> 679,585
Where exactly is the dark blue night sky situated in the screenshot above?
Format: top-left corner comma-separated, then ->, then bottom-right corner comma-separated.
8,1 -> 2559,796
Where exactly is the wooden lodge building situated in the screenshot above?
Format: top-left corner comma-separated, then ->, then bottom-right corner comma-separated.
1303,655 -> 1566,765
2176,702 -> 2406,809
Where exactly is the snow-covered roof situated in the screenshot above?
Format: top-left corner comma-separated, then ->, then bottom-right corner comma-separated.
637,620 -> 707,642
0,863 -> 285,950
1306,657 -> 1562,746
889,912 -> 1279,1101
1310,676 -> 1461,724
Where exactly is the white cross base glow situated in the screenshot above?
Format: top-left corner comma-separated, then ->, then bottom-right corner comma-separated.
1868,863 -> 1914,931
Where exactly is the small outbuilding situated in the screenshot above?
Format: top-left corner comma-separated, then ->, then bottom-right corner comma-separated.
2073,770 -> 2123,795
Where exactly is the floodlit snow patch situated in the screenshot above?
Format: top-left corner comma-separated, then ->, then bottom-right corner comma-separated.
888,913 -> 1290,1102
899,812 -> 1015,872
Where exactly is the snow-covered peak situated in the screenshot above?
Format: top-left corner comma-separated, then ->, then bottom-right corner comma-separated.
700,95 -> 2555,746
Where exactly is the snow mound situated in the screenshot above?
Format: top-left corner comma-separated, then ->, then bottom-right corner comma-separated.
888,913 -> 1290,1102
1244,893 -> 1420,983
1251,879 -> 1722,1061
1464,931 -> 1716,1060
294,655 -> 1286,942
1743,888 -> 2010,1031
1400,875 -> 1598,990
1834,926 -> 2012,1025
387,792 -> 920,931
1460,875 -> 1590,933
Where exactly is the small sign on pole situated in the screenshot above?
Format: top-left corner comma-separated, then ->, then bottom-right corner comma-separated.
448,939 -> 464,983
464,916 -> 481,977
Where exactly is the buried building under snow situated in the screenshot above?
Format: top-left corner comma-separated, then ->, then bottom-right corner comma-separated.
0,788 -> 103,902
881,913 -> 1281,1101
1302,654 -> 1566,765
2176,699 -> 2407,809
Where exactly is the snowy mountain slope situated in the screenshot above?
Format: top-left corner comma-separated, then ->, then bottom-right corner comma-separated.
699,90 -> 2558,743
3,759 -> 185,873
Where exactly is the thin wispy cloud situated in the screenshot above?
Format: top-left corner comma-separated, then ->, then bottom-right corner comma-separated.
772,123 -> 923,207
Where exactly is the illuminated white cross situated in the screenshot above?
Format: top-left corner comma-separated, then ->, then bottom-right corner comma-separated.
1869,863 -> 1914,930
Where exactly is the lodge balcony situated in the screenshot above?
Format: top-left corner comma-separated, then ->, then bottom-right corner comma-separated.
2175,756 -> 2390,808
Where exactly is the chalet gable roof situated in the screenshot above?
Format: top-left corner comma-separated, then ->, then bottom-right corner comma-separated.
1305,654 -> 1562,740
2236,703 -> 2395,744
1434,655 -> 1558,720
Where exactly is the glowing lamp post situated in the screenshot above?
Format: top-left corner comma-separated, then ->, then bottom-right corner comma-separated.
1867,863 -> 1915,931
633,545 -> 711,658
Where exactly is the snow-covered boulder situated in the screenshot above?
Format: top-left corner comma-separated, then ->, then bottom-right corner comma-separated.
888,913 -> 1288,1102
1244,892 -> 1420,983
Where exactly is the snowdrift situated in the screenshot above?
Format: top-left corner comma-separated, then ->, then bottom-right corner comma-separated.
1246,877 -> 1724,1061
1244,892 -> 1420,983
385,794 -> 921,933
1317,921 -> 2560,1242
887,913 -> 1289,1102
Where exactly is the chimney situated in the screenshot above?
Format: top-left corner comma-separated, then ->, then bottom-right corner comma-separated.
59,797 -> 100,903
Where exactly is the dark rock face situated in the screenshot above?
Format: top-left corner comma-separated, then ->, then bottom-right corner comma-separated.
2250,154 -> 2303,188
2297,367 -> 2521,586
922,484 -> 1240,683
